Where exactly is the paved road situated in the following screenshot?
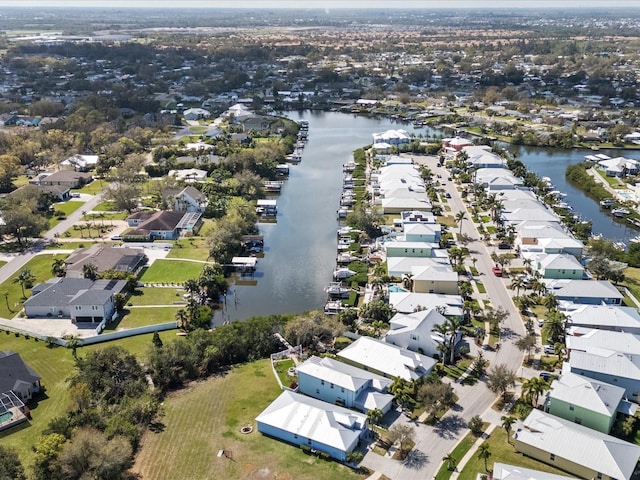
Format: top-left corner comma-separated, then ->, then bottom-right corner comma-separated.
361,157 -> 526,480
0,191 -> 105,285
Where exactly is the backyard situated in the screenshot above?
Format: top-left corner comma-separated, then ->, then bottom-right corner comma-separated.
139,259 -> 206,283
132,359 -> 364,480
108,306 -> 181,330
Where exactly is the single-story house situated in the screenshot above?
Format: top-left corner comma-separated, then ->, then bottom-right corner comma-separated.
475,168 -> 523,191
30,171 -> 92,189
514,409 -> 640,480
386,255 -> 450,278
124,210 -> 202,240
544,371 -> 629,433
543,279 -> 623,306
183,108 -> 211,121
168,168 -> 208,183
533,253 -> 585,279
402,223 -> 441,243
38,184 -> 71,201
388,292 -> 464,320
60,154 -> 99,172
256,390 -> 368,462
567,329 -> 640,358
442,136 -> 473,152
337,336 -> 436,381
296,356 -> 394,414
64,245 -> 147,278
372,129 -> 411,146
174,186 -> 209,213
492,463 -> 583,480
461,145 -> 507,168
400,210 -> 436,225
0,351 -> 41,401
24,277 -> 127,324
383,241 -> 438,258
385,308 -> 456,358
598,157 -> 640,177
564,305 -> 640,334
565,349 -> 640,403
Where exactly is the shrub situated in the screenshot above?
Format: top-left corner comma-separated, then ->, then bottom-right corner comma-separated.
468,415 -> 484,436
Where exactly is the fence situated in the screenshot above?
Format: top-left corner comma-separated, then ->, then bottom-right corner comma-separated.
79,322 -> 178,346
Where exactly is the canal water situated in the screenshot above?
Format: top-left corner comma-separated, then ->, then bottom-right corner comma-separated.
216,111 -> 638,323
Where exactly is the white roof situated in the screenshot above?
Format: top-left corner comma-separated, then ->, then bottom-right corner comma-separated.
493,462 -> 576,480
537,237 -> 584,250
544,280 -> 623,302
403,223 -> 440,237
384,240 -> 438,251
388,308 -> 447,337
337,337 -> 436,381
565,305 -> 640,331
598,157 -> 639,171
401,210 -> 436,224
61,154 -> 99,167
567,329 -> 640,356
381,197 -> 432,210
296,355 -> 391,393
516,410 -> 640,480
548,371 -> 625,417
411,264 -> 458,282
568,349 -> 640,381
539,254 -> 584,271
169,168 -> 208,180
388,292 -> 463,315
372,129 -> 411,143
462,145 -> 507,167
502,208 -> 559,224
256,390 -> 366,453
386,256 -> 449,276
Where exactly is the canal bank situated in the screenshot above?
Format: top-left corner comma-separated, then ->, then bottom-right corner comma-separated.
216,111 -> 639,323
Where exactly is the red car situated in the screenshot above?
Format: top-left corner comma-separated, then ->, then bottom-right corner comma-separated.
492,266 -> 502,277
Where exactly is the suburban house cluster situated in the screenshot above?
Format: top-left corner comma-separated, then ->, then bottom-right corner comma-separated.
0,350 -> 41,432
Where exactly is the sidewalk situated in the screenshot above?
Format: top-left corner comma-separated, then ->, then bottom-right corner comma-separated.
449,424 -> 497,480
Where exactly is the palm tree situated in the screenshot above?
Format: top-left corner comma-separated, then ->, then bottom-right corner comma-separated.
432,322 -> 450,363
367,408 -> 383,430
442,453 -> 457,471
51,258 -> 66,277
82,263 -> 98,281
455,210 -> 467,236
183,278 -> 199,297
542,292 -> 559,313
445,317 -> 462,365
477,443 -> 492,472
63,334 -> 81,360
175,309 -> 189,331
542,310 -> 566,345
522,257 -> 532,273
521,377 -> 548,407
14,269 -> 35,299
554,342 -> 566,363
471,257 -> 478,271
501,415 -> 516,444
509,277 -> 525,297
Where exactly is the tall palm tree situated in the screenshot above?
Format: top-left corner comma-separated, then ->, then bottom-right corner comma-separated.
442,453 -> 457,471
542,310 -> 566,345
14,269 -> 35,299
82,263 -> 98,281
455,210 -> 467,236
445,317 -> 463,365
175,309 -> 189,331
521,377 -> 548,407
542,292 -> 559,313
432,322 -> 450,363
501,415 -> 516,444
509,277 -> 525,297
51,258 -> 66,277
367,408 -> 383,430
477,443 -> 492,472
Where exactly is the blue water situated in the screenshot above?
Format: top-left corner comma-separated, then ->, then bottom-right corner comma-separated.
388,285 -> 408,293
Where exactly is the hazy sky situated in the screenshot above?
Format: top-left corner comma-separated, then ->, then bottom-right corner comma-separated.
1,0 -> 638,8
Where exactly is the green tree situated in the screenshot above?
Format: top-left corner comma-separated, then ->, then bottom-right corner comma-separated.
468,415 -> 484,436
367,408 -> 383,429
0,445 -> 25,480
501,415 -> 516,443
32,433 -> 66,480
542,310 -> 566,345
515,334 -> 538,362
455,210 -> 467,236
152,331 -> 163,349
62,334 -> 81,360
82,263 -> 98,281
477,443 -> 492,472
1,201 -> 48,246
0,154 -> 21,192
388,423 -> 415,455
13,268 -> 35,299
443,453 -> 457,471
521,377 -> 548,407
51,258 -> 67,277
486,363 -> 516,400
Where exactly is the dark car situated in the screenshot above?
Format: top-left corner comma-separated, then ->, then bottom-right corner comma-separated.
445,192 -> 451,199
539,371 -> 552,381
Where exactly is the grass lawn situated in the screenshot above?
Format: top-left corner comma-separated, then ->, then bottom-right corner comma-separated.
438,215 -> 457,228
457,429 -> 571,480
442,360 -> 471,381
63,223 -> 115,239
72,179 -> 106,195
92,201 -> 120,212
132,359 -> 364,480
140,260 -> 205,283
476,282 -> 486,294
167,238 -> 211,261
53,200 -> 85,216
0,254 -> 68,319
0,329 -> 175,471
435,430 -> 479,480
273,358 -> 296,388
109,307 -> 180,330
623,267 -> 640,302
128,287 -> 187,306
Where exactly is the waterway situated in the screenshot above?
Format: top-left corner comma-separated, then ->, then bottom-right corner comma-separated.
216,111 -> 639,323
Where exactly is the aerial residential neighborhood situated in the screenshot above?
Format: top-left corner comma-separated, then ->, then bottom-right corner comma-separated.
1,3 -> 640,480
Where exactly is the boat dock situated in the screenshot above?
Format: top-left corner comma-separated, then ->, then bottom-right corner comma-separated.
256,199 -> 277,216
230,256 -> 258,275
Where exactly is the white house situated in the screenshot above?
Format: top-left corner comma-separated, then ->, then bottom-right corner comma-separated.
385,308 -> 455,358
461,145 -> 507,168
168,168 -> 208,183
514,409 -> 640,480
567,329 -> 640,358
372,129 -> 411,146
337,336 -> 436,381
598,157 -> 640,177
492,463 -> 582,480
296,356 -> 394,413
386,256 -> 450,278
564,305 -> 640,333
388,292 -> 464,320
256,390 -> 368,462
183,108 -> 211,121
174,186 -> 209,213
60,154 -> 99,172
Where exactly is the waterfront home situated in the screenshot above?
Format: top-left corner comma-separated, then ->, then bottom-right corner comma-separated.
565,349 -> 640,403
383,240 -> 439,258
0,351 -> 41,401
256,390 -> 368,462
60,154 -> 99,172
24,277 -> 127,325
475,168 -> 524,190
388,292 -> 464,320
386,255 -> 450,278
565,305 -> 640,334
385,308 -> 456,358
372,129 -> 411,146
461,145 -> 507,168
597,157 -> 640,177
399,210 -> 437,225
402,223 -> 441,242
174,186 -> 209,213
515,409 -> 640,480
543,279 -> 623,306
544,371 -> 629,433
296,356 -> 394,414
124,210 -> 202,240
530,253 -> 585,279
337,336 -> 436,381
411,264 -> 459,295
442,136 -> 473,152
501,207 -> 560,225
492,463 -> 576,480
381,196 -> 432,214
64,245 -> 147,278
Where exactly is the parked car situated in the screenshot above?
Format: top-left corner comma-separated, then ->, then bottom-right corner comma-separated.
543,345 -> 555,355
498,242 -> 511,250
492,266 -> 502,277
71,193 -> 81,198
539,371 -> 552,381
111,235 -> 122,241
445,192 -> 451,199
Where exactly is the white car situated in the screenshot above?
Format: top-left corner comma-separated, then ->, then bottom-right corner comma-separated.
543,345 -> 555,355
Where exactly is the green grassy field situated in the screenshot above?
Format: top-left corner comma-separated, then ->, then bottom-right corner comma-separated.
457,428 -> 572,480
131,359 -> 364,480
128,287 -> 186,306
623,267 -> 640,302
435,431 -> 478,480
140,260 -> 205,283
166,238 -> 211,261
110,307 -> 180,330
72,179 -> 106,195
0,330 -> 175,472
0,254 -> 68,318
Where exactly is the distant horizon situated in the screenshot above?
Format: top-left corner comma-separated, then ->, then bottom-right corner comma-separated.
1,0 -> 639,9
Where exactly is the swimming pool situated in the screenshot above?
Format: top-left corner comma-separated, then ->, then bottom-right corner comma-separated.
388,285 -> 408,293
617,191 -> 635,201
0,410 -> 13,423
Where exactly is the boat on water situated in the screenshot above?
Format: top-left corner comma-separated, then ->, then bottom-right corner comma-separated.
337,252 -> 360,264
324,300 -> 344,315
337,207 -> 349,218
612,208 -> 631,217
600,198 -> 615,209
324,282 -> 352,299
630,235 -> 640,244
333,267 -> 356,280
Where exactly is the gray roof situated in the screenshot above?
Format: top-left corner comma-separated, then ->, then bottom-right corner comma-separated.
0,350 -> 40,395
25,277 -> 126,308
65,245 -> 146,274
567,329 -> 640,356
548,371 -> 624,417
516,410 -> 640,480
544,279 -> 623,301
568,349 -> 640,381
566,305 -> 640,330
